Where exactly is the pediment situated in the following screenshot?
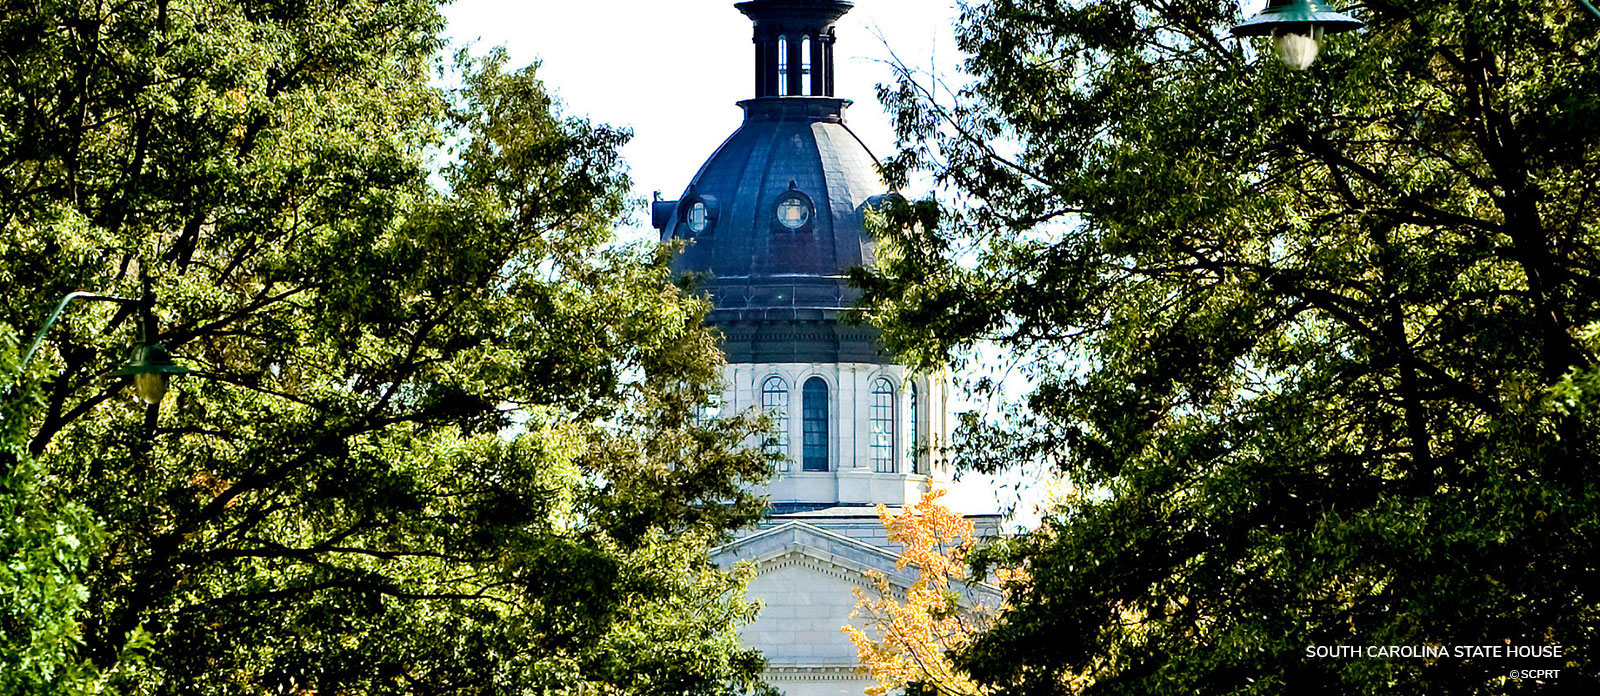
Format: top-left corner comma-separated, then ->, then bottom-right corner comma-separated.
714,521 -> 909,584
713,521 -> 999,603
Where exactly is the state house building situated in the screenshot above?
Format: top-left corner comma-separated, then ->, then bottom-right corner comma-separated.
651,1 -> 999,694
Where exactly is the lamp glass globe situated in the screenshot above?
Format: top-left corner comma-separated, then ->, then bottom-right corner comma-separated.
134,372 -> 169,404
1272,24 -> 1324,70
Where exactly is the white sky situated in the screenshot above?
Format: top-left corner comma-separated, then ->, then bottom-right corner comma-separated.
440,0 -> 1266,219
440,0 -> 966,239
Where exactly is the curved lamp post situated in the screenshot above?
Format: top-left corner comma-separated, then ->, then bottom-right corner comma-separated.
20,291 -> 190,405
1231,0 -> 1364,70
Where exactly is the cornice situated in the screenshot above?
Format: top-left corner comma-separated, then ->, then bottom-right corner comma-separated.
763,665 -> 874,682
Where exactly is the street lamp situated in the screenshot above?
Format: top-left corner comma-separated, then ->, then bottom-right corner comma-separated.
19,291 -> 191,405
1231,0 -> 1364,70
111,342 -> 188,404
1233,1 -> 1598,70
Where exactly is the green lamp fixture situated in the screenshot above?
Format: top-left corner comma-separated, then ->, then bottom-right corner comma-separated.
1231,0 -> 1364,70
112,342 -> 190,404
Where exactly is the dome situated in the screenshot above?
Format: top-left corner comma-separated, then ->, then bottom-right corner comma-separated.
654,0 -> 891,365
659,99 -> 886,319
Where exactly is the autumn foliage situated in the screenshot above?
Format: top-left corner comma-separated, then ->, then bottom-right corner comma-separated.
843,489 -> 1006,696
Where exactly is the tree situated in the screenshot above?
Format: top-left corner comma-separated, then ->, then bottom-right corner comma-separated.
843,489 -> 1019,696
1,0 -> 772,693
854,1 -> 1600,694
1,331 -> 131,694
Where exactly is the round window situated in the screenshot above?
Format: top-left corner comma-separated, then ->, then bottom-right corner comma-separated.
777,197 -> 810,229
687,201 -> 707,233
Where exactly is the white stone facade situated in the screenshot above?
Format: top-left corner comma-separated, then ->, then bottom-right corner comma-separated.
712,512 -> 1003,696
718,361 -> 951,508
706,361 -> 992,695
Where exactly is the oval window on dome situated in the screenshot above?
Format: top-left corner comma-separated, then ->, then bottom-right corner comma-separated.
776,197 -> 811,229
687,201 -> 707,233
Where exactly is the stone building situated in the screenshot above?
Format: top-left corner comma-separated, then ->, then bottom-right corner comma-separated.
652,1 -> 999,694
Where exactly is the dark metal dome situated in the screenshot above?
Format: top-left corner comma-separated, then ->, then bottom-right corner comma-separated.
654,0 -> 890,365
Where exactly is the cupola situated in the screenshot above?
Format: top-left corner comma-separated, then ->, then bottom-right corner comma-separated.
737,0 -> 852,98
655,0 -> 888,365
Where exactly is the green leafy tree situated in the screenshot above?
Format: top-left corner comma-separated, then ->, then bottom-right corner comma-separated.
1,332 -> 125,695
855,1 -> 1600,694
1,0 -> 772,693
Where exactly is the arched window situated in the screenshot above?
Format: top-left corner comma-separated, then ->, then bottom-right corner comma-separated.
800,36 -> 812,96
762,376 -> 790,470
909,382 -> 921,474
777,36 -> 788,96
871,378 -> 896,473
802,377 -> 828,471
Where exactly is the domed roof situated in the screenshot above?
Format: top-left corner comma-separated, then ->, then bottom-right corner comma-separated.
661,98 -> 885,308
654,1 -> 891,364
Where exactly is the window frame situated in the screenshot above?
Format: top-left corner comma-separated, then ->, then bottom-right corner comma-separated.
802,376 -> 829,471
762,376 -> 790,470
777,35 -> 789,96
687,201 -> 708,233
870,378 -> 896,473
909,381 -> 921,474
800,36 -> 812,96
773,188 -> 814,232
